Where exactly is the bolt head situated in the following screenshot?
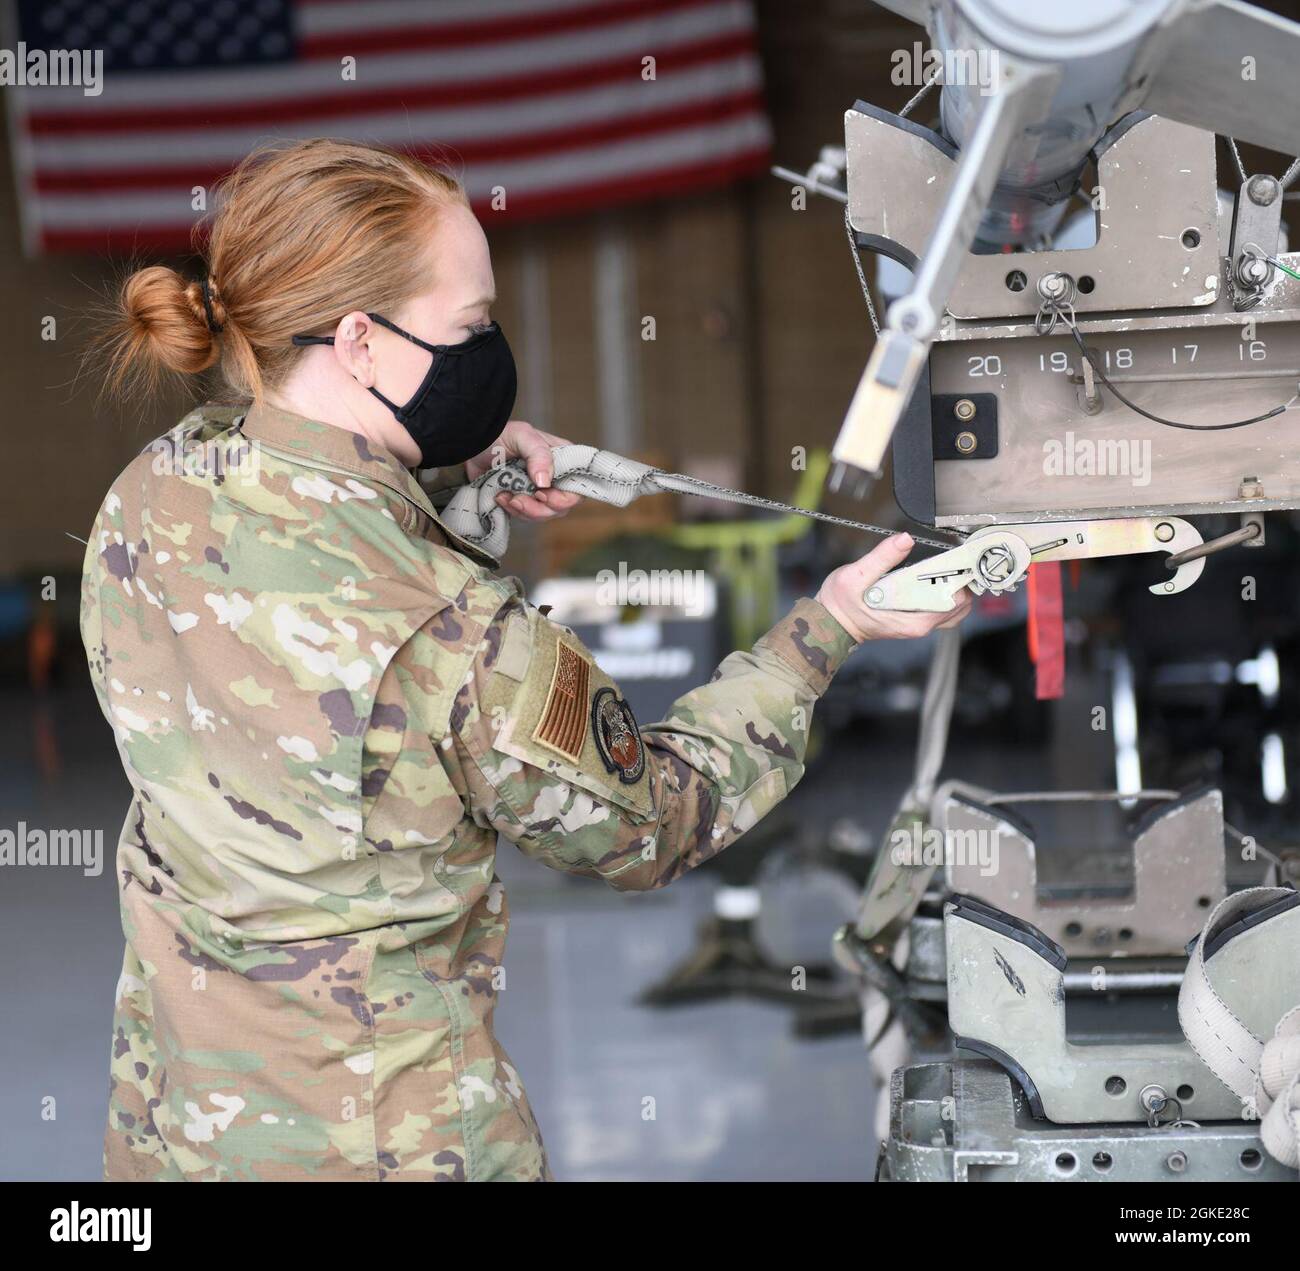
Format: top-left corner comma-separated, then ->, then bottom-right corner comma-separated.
1242,257 -> 1269,285
954,398 -> 977,422
1038,273 -> 1067,299
1140,1084 -> 1168,1112
977,544 -> 1016,586
1248,174 -> 1280,206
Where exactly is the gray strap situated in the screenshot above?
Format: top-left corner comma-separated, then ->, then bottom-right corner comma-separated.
907,625 -> 961,810
1179,888 -> 1273,1101
1179,886 -> 1300,1169
438,444 -> 957,560
849,632 -> 962,947
1259,1006 -> 1300,1169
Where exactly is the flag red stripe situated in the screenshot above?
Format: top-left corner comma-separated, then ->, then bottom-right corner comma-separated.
29,91 -> 764,192
37,147 -> 769,253
23,33 -> 755,136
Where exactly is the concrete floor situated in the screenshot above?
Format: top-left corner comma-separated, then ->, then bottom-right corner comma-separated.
0,667 -> 1052,1182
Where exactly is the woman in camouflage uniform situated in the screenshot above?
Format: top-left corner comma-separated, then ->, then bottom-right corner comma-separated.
82,139 -> 969,1181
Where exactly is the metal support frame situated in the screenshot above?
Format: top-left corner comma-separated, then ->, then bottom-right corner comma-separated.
944,891 -> 1300,1123
880,1060 -> 1292,1182
936,784 -> 1227,957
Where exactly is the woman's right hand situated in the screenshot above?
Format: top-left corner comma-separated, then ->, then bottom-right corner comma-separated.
816,533 -> 972,642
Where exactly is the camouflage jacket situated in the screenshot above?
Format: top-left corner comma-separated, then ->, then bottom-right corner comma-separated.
80,402 -> 857,1181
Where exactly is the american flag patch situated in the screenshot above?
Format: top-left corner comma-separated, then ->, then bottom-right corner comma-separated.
533,641 -> 590,763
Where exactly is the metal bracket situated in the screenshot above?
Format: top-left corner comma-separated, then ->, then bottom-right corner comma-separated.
933,393 -> 998,460
880,1060 -> 1293,1181
845,111 -> 1222,322
1230,174 -> 1286,310
832,57 -> 1061,478
944,892 -> 1300,1123
864,515 -> 1206,612
935,784 -> 1228,957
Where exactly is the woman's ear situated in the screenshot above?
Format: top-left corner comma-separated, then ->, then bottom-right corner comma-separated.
332,310 -> 377,388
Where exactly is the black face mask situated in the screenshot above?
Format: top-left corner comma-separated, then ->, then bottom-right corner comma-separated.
292,313 -> 517,469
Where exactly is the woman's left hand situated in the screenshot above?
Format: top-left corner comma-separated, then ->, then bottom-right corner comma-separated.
465,420 -> 583,522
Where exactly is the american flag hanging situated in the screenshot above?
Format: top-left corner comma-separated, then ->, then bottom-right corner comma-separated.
6,0 -> 772,254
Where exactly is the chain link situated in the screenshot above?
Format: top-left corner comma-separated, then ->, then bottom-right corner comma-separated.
1228,136 -> 1250,184
844,205 -> 881,336
1228,137 -> 1300,191
898,68 -> 941,119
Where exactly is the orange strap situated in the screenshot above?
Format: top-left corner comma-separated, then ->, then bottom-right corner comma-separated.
1026,561 -> 1065,700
